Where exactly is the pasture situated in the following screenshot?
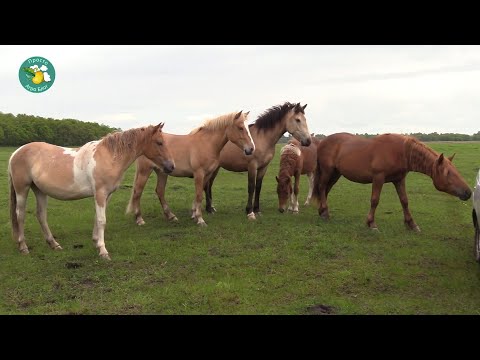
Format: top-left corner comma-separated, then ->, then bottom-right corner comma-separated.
1,142 -> 479,314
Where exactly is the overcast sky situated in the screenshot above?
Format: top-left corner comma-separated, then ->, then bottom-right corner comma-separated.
3,45 -> 480,135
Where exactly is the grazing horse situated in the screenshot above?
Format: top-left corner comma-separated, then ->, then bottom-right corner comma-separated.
126,111 -> 255,227
312,132 -> 472,231
204,102 -> 312,220
8,123 -> 175,260
276,137 -> 320,213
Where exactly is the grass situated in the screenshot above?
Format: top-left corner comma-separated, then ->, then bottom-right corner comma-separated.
1,142 -> 480,314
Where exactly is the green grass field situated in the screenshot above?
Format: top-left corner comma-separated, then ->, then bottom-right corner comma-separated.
1,143 -> 480,314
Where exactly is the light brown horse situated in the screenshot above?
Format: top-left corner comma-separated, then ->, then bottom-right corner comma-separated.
276,137 -> 320,213
204,102 -> 312,220
8,123 -> 174,260
312,132 -> 472,231
126,111 -> 255,226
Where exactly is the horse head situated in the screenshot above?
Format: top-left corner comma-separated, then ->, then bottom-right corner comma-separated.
432,153 -> 471,201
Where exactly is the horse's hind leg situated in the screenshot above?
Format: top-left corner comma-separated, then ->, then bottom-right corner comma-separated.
193,171 -> 207,226
317,169 -> 334,220
304,172 -> 315,206
291,171 -> 301,213
394,177 -> 420,232
366,176 -> 384,230
32,185 -> 62,250
154,170 -> 178,222
205,167 -> 220,214
14,187 -> 30,254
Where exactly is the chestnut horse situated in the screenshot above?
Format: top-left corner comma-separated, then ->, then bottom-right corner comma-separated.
8,123 -> 175,259
276,137 -> 320,213
204,102 -> 312,220
126,111 -> 255,227
312,133 -> 472,231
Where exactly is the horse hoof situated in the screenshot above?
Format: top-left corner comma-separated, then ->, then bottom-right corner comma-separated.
197,221 -> 207,227
100,253 -> 111,261
247,213 -> 256,221
19,248 -> 30,255
169,216 -> 178,222
54,245 -> 63,251
413,226 -> 421,232
292,210 -> 299,215
370,227 -> 379,232
136,219 -> 145,226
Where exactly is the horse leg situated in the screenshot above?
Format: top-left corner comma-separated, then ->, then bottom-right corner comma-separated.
304,172 -> 315,206
292,170 -> 300,213
154,169 -> 177,222
246,163 -> 258,220
127,161 -> 154,226
205,167 -> 220,214
366,176 -> 384,230
253,166 -> 268,215
317,169 -> 333,220
14,186 -> 30,254
193,171 -> 207,226
32,185 -> 62,250
93,193 -> 113,245
94,190 -> 111,260
394,177 -> 420,232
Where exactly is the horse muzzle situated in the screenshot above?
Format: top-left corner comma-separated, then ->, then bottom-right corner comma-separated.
244,147 -> 254,156
163,160 -> 175,174
301,137 -> 311,147
278,208 -> 285,213
459,189 -> 472,201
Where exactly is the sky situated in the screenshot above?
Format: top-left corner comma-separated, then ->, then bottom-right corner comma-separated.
3,45 -> 480,135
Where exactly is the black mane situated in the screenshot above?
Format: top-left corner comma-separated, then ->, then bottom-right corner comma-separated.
251,102 -> 300,130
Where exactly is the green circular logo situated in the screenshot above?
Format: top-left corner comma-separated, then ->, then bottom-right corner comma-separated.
18,56 -> 56,93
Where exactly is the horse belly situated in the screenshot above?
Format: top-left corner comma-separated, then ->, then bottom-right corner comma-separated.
34,178 -> 93,200
339,168 -> 373,184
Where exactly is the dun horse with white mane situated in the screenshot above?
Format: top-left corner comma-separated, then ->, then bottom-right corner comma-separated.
8,123 -> 174,260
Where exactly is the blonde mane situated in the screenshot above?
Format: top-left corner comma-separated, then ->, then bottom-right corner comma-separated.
100,126 -> 153,158
189,112 -> 240,135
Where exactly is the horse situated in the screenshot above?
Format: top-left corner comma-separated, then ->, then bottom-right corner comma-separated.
472,170 -> 480,262
8,123 -> 175,260
204,102 -> 312,220
312,132 -> 472,231
276,137 -> 320,213
126,111 -> 255,227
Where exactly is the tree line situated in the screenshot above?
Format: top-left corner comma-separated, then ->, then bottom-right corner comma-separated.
0,112 -> 119,147
278,131 -> 480,143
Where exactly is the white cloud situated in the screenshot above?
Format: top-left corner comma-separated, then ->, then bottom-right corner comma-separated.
39,65 -> 48,71
43,72 -> 51,82
29,65 -> 39,72
3,45 -> 480,135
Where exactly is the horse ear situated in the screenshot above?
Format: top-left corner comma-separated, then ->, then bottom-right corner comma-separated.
302,104 -> 307,111
438,153 -> 444,165
275,176 -> 280,183
154,122 -> 164,132
234,111 -> 243,119
244,111 -> 250,117
448,153 -> 456,162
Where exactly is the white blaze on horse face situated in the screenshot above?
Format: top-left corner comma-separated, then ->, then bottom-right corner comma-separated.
245,123 -> 255,151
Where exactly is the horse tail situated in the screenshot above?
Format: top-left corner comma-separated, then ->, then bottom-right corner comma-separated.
9,171 -> 19,241
311,157 -> 322,205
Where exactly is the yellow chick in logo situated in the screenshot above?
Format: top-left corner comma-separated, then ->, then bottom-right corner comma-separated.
32,71 -> 44,84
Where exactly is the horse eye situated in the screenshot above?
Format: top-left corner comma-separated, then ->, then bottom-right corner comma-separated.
157,141 -> 163,146
295,118 -> 301,123
238,127 -> 244,131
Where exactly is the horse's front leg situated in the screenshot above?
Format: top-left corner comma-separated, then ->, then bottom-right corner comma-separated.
94,190 -> 111,260
366,176 -> 384,230
253,166 -> 268,216
193,171 -> 207,226
394,177 -> 420,232
154,170 -> 177,222
305,172 -> 315,206
205,167 -> 220,214
246,163 -> 258,220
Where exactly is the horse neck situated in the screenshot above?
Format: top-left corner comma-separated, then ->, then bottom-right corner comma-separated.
102,129 -> 147,173
405,140 -> 437,178
278,152 -> 297,178
252,117 -> 288,148
196,127 -> 229,155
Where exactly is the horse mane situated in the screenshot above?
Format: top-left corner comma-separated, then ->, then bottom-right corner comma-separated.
100,126 -> 153,158
189,112 -> 238,135
404,135 -> 439,176
251,102 -> 298,131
